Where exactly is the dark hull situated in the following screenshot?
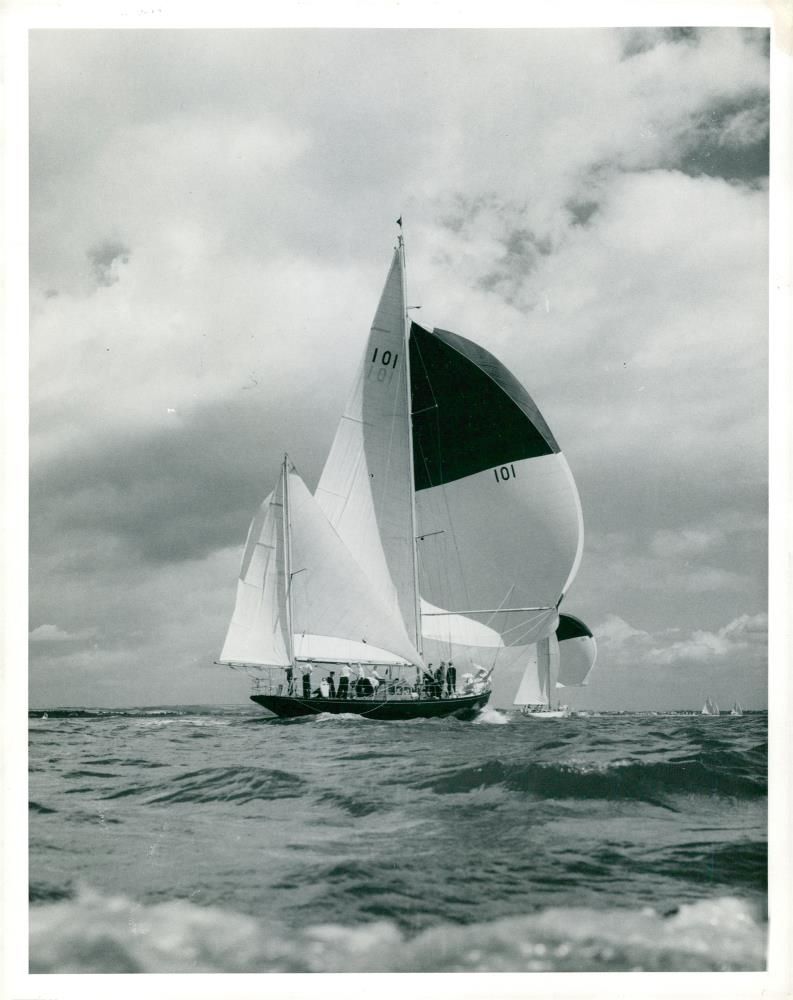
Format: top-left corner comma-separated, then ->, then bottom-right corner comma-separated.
250,691 -> 490,720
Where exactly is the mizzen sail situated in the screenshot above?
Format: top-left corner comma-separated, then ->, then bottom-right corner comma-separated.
218,474 -> 291,670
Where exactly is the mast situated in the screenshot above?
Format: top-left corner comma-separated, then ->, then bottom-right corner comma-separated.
398,219 -> 424,656
282,453 -> 295,664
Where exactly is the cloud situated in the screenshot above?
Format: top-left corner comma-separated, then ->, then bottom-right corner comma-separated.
29,624 -> 95,643
594,612 -> 767,670
651,528 -> 719,558
595,614 -> 650,646
87,239 -> 130,287
26,28 -> 769,707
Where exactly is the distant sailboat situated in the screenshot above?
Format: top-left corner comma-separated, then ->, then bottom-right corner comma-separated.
730,702 -> 743,716
217,226 -> 584,719
701,697 -> 720,716
513,614 -> 596,718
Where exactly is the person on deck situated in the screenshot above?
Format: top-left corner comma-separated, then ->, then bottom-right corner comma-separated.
338,663 -> 351,698
301,662 -> 313,699
285,664 -> 295,695
447,660 -> 457,695
473,665 -> 494,694
356,667 -> 374,697
327,671 -> 337,697
437,662 -> 448,698
370,668 -> 385,695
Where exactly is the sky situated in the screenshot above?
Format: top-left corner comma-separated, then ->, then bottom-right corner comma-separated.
25,25 -> 771,710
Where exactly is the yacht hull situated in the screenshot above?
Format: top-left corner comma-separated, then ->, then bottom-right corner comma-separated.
250,691 -> 490,720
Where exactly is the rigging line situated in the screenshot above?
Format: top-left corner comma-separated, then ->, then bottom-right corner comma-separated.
499,611 -> 551,640
485,584 -> 516,629
506,617 -> 552,647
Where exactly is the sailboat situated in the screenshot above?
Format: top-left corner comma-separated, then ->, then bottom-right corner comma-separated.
701,697 -> 720,716
513,613 -> 596,718
218,224 -> 584,720
730,702 -> 743,716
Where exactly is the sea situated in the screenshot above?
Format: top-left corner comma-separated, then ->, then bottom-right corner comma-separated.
27,705 -> 767,974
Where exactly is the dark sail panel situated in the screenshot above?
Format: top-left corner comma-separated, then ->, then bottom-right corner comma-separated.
556,613 -> 593,642
409,322 -> 559,491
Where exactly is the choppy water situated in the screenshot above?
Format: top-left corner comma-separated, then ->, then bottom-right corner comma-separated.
28,705 -> 767,972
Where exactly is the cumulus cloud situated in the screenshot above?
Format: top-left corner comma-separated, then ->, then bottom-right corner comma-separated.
595,614 -> 650,646
29,624 -> 94,643
594,612 -> 767,670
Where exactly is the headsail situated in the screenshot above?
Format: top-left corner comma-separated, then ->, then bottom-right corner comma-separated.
218,473 -> 291,671
555,613 -> 597,687
315,249 -> 418,642
411,321 -> 583,663
288,471 -> 422,667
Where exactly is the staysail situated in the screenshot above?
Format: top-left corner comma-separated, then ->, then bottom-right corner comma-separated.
287,470 -> 422,666
555,613 -> 597,687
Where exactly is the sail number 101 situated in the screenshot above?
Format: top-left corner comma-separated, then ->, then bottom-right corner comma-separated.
371,348 -> 399,369
494,464 -> 517,482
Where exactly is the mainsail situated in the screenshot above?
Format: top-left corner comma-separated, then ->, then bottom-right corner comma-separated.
512,635 -> 559,707
314,250 -> 419,643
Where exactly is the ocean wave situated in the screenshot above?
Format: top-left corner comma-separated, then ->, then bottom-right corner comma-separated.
82,756 -> 170,768
473,706 -> 510,725
417,755 -> 766,804
315,712 -> 376,723
101,765 -> 307,805
29,888 -> 766,972
28,801 -> 57,814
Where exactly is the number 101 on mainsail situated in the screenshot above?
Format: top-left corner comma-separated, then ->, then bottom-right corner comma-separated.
217,224 -> 587,720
